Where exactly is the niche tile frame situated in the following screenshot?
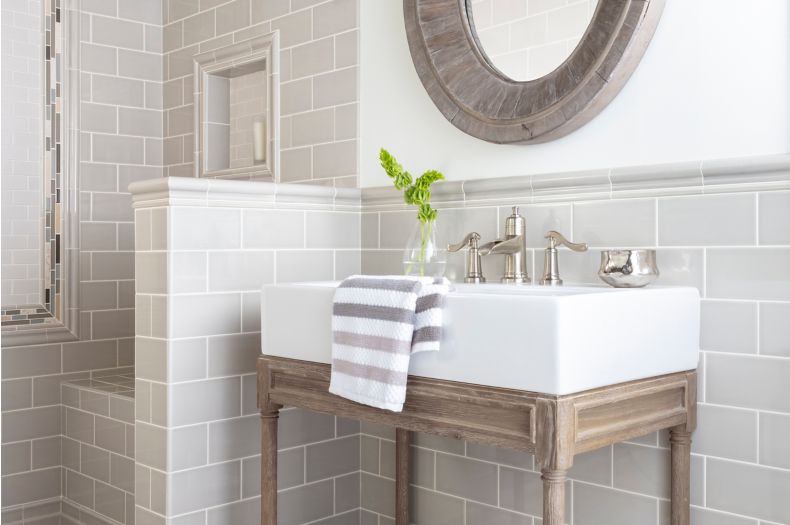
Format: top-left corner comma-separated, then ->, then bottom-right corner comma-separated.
2,0 -> 81,347
193,34 -> 280,181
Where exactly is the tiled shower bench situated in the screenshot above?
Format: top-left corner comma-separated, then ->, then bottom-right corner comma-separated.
60,372 -> 136,525
258,356 -> 698,525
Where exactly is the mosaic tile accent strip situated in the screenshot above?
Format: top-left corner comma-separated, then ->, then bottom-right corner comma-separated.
42,0 -> 62,316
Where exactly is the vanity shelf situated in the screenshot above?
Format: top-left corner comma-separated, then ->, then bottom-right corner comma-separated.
257,356 -> 697,525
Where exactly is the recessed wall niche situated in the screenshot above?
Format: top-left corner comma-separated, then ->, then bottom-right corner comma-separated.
194,34 -> 279,180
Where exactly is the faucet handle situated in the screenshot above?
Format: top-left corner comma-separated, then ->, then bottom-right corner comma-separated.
545,231 -> 588,252
541,231 -> 587,286
447,232 -> 480,253
447,232 -> 485,283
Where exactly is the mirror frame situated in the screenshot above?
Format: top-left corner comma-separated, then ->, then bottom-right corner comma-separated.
2,0 -> 81,347
403,0 -> 665,144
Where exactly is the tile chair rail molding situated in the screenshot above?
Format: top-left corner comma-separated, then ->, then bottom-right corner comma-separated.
360,153 -> 790,209
1,0 -> 82,347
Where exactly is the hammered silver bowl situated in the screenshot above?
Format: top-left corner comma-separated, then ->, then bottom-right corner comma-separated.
598,249 -> 659,288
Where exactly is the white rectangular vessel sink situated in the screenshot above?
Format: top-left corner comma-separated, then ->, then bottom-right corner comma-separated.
261,282 -> 700,395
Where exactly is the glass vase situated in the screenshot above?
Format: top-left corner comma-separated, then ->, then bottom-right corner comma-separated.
402,219 -> 446,277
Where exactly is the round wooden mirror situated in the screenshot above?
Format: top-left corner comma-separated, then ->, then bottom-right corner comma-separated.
403,0 -> 665,144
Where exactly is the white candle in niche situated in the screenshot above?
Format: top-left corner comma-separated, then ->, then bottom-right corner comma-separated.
253,116 -> 266,164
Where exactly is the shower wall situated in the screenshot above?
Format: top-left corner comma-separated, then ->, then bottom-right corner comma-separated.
1,0 -> 165,516
4,0 -> 361,519
161,0 -> 359,186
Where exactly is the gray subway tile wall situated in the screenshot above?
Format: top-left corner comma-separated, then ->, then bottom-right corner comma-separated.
360,188 -> 790,525
1,19 -> 170,518
2,0 -> 162,502
2,0 -> 789,523
162,0 -> 359,186
133,181 -> 363,524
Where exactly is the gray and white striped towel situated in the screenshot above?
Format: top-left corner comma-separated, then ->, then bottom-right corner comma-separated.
328,275 -> 451,412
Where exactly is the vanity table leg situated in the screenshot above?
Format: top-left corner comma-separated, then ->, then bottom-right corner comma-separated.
670,426 -> 692,525
541,469 -> 567,525
261,408 -> 280,525
395,428 -> 411,525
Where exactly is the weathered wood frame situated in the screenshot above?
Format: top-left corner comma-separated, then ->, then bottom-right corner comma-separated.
258,356 -> 696,525
403,0 -> 665,143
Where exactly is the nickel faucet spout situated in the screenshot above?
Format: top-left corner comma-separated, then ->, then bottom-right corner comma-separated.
483,207 -> 530,284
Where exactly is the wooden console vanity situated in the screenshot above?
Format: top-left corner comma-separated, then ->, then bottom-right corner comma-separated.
258,356 -> 697,525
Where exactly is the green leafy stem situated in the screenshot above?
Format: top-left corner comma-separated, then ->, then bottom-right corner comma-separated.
379,148 -> 444,223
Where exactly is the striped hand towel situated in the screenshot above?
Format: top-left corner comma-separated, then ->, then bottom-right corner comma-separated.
328,275 -> 451,412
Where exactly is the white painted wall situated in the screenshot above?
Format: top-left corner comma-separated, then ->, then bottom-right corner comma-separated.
359,0 -> 790,186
